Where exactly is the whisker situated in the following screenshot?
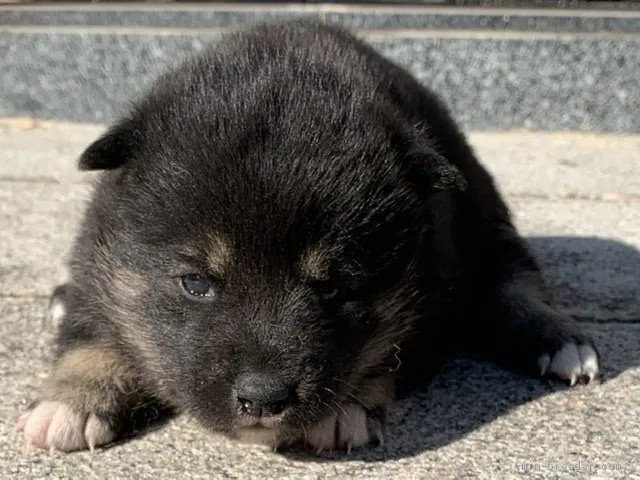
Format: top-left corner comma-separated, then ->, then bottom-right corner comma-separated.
334,377 -> 387,401
323,387 -> 338,397
333,378 -> 358,390
331,400 -> 347,416
345,391 -> 366,405
332,377 -> 370,406
321,401 -> 338,417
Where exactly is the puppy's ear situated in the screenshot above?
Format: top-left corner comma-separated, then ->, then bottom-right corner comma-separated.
78,118 -> 140,171
421,153 -> 467,192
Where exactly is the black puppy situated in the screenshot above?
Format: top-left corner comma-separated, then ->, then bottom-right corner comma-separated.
18,19 -> 599,453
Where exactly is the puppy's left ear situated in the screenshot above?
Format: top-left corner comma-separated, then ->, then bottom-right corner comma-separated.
422,153 -> 468,192
78,118 -> 140,171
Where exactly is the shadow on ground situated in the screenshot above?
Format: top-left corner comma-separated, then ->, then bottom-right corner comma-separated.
276,235 -> 640,463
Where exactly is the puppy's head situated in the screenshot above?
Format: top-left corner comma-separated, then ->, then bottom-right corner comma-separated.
75,56 -> 464,447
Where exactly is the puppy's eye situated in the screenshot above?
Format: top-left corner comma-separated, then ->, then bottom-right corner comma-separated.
316,284 -> 339,301
181,274 -> 216,298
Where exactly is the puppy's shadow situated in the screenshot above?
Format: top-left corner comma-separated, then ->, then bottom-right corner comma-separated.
281,235 -> 640,463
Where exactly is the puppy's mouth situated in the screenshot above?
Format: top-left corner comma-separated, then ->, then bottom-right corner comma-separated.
233,415 -> 282,447
232,412 -> 285,446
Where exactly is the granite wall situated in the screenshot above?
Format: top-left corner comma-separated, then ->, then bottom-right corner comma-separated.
1,4 -> 639,132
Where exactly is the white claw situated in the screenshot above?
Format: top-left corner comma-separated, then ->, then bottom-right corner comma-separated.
579,345 -> 600,380
47,298 -> 67,329
372,424 -> 385,446
538,343 -> 600,386
538,353 -> 551,376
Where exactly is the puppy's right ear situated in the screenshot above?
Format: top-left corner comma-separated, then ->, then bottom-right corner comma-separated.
78,118 -> 140,171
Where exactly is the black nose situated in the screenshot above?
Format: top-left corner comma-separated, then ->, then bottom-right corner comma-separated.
234,373 -> 295,417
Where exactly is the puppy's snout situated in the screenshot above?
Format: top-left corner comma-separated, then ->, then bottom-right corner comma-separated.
234,373 -> 296,417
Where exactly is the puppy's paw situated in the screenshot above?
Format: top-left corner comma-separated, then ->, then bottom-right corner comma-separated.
16,401 -> 116,453
306,404 -> 385,454
538,343 -> 599,386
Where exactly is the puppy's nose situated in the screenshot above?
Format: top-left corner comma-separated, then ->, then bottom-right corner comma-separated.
234,373 -> 295,417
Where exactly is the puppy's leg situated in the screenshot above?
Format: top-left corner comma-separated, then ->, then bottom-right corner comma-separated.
394,75 -> 600,385
17,283 -> 147,452
469,227 -> 600,386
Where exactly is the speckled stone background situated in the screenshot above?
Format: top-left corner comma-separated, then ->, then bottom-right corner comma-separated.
0,7 -> 639,31
1,4 -> 640,132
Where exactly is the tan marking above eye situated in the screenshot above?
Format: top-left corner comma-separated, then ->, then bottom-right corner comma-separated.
206,234 -> 232,277
173,234 -> 231,277
300,246 -> 331,281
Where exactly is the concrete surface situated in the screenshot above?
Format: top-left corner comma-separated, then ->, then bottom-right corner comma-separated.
1,118 -> 639,479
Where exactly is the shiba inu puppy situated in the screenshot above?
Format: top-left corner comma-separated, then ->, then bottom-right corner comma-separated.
17,19 -> 599,454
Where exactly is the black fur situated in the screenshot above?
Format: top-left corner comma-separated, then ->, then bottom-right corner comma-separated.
32,19 -> 597,451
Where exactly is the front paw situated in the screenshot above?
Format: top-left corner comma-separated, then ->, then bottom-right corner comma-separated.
538,342 -> 600,386
16,401 -> 116,453
305,404 -> 385,454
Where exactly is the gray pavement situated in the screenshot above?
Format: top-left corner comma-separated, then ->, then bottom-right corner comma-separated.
1,118 -> 639,479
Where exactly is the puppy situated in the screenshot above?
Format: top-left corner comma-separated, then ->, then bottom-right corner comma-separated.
17,19 -> 599,454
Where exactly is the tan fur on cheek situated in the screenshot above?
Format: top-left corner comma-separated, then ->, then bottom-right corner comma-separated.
93,240 -> 146,305
112,317 -> 166,395
98,266 -> 169,393
102,267 -> 151,338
